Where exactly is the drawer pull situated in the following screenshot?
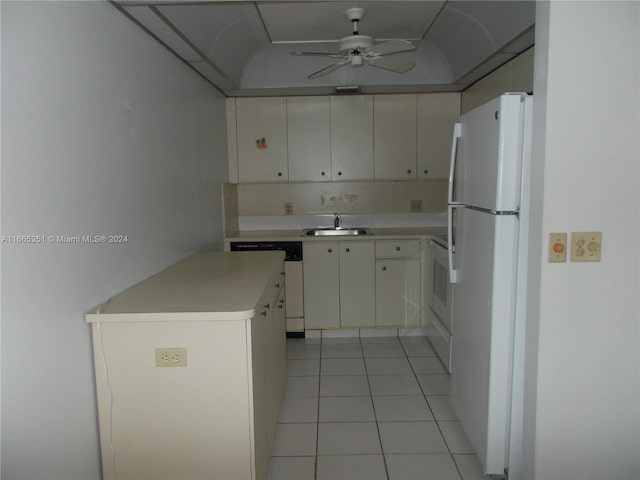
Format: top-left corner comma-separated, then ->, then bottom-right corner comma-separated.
381,266 -> 387,271
274,283 -> 280,288
345,247 -> 350,252
328,248 -> 333,253
260,311 -> 267,317
395,246 -> 401,251
264,303 -> 270,310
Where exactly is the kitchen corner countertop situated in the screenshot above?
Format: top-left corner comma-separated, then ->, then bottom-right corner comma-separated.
224,227 -> 446,242
85,251 -> 285,323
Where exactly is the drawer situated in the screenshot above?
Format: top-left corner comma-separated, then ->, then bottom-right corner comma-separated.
375,240 -> 421,258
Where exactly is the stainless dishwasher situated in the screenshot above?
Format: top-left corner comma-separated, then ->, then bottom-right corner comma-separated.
229,241 -> 305,337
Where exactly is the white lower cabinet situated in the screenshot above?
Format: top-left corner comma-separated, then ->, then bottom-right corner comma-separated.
303,241 -> 375,329
339,242 -> 376,328
303,242 -> 340,328
375,240 -> 422,328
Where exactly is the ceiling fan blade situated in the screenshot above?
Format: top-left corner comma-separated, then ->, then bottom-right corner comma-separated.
367,55 -> 415,74
291,51 -> 344,58
367,39 -> 416,56
308,60 -> 350,79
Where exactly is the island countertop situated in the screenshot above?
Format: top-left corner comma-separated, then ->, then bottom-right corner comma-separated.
85,251 -> 285,323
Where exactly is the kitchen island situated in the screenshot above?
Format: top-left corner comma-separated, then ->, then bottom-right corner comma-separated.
86,251 -> 286,480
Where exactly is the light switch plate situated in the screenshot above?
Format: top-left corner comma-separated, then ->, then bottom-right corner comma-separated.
548,232 -> 567,263
571,232 -> 602,262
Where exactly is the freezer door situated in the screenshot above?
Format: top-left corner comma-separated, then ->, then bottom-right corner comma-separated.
455,94 -> 526,212
450,207 -> 519,475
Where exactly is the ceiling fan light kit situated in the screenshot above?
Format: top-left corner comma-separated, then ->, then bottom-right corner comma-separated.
291,7 -> 416,80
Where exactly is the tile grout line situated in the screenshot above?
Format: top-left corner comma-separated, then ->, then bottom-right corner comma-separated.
403,337 -> 465,480
360,335 -> 391,480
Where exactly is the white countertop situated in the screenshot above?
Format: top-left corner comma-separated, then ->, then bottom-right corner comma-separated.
85,251 -> 285,323
224,227 -> 445,243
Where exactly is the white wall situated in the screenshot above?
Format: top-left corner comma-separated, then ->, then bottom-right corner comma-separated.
525,2 -> 640,479
1,2 -> 227,479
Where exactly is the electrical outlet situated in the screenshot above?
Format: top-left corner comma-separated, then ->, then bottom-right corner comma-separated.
410,200 -> 423,212
284,202 -> 293,215
155,348 -> 187,367
548,232 -> 567,263
571,232 -> 602,262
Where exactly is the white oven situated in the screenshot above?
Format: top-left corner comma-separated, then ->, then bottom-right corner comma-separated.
427,235 -> 453,372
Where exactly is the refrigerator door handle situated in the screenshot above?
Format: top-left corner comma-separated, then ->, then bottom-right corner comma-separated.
448,122 -> 463,205
447,204 -> 460,284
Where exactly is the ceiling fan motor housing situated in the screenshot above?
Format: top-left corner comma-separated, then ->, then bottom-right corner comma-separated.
338,35 -> 374,55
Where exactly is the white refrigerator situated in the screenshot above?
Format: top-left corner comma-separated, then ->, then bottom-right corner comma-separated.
447,93 -> 532,477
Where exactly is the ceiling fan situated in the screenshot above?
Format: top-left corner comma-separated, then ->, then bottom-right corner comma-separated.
290,7 -> 416,79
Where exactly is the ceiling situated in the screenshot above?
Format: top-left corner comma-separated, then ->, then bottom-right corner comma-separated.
113,0 -> 535,97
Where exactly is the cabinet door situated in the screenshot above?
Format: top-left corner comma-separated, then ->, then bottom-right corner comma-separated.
287,97 -> 331,181
417,93 -> 461,179
236,97 -> 288,183
330,95 -> 374,180
375,258 -> 421,327
272,287 -> 287,439
250,309 -> 270,480
339,241 -> 375,328
303,242 -> 340,329
374,94 -> 417,180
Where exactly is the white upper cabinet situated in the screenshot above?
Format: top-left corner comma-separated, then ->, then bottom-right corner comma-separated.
228,93 -> 460,184
417,93 -> 461,179
287,97 -> 331,182
374,94 -> 417,180
330,95 -> 374,181
236,97 -> 288,183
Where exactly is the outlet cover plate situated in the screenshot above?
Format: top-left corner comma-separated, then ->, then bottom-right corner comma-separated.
155,347 -> 188,367
570,231 -> 602,262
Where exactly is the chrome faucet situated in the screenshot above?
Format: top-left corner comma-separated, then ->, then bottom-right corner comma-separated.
334,214 -> 342,229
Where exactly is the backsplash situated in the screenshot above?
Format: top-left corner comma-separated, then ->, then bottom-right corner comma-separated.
222,180 -> 447,234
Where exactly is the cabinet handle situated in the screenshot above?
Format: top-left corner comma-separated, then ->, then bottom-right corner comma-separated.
396,246 -> 401,251
407,169 -> 412,174
260,310 -> 267,317
274,283 -> 280,288
321,171 -> 326,176
337,171 -> 343,176
381,266 -> 387,271
277,172 -> 282,177
265,303 -> 270,310
328,248 -> 333,253
277,304 -> 284,309
345,247 -> 350,252
424,169 -> 429,175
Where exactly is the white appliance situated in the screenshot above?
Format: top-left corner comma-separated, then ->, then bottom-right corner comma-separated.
448,93 -> 532,477
426,235 -> 453,372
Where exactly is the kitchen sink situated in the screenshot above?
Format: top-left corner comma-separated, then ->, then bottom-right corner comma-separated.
303,227 -> 372,236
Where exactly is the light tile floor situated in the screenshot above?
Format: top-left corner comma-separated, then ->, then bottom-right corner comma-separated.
268,335 -> 492,480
